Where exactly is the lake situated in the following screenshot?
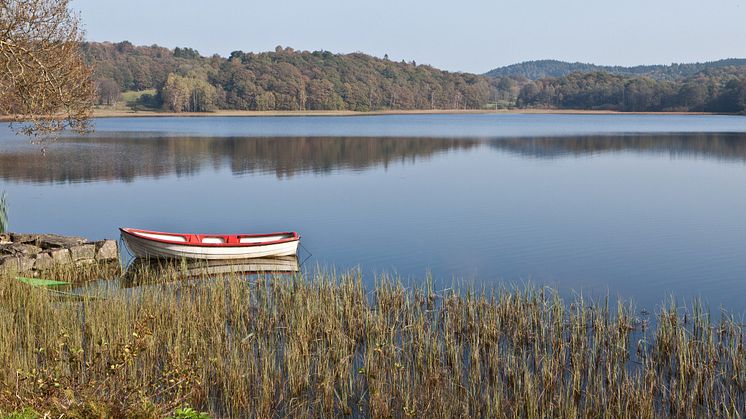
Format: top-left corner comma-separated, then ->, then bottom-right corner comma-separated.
2,113 -> 746,312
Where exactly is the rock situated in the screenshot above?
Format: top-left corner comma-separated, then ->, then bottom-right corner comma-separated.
10,233 -> 41,244
49,248 -> 72,264
0,255 -> 34,272
18,256 -> 34,272
70,244 -> 95,262
0,233 -> 118,273
95,240 -> 118,261
33,252 -> 55,270
0,256 -> 18,272
37,234 -> 87,250
0,243 -> 43,256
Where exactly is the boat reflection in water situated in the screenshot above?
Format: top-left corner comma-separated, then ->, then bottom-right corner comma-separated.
122,256 -> 300,288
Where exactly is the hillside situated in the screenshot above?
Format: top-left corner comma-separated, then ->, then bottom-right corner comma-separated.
82,42 -> 746,114
514,69 -> 746,113
485,58 -> 746,80
83,41 -> 495,112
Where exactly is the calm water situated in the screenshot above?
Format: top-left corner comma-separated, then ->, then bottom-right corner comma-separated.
3,114 -> 746,312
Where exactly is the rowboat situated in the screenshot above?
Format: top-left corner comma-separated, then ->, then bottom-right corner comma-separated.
120,227 -> 300,260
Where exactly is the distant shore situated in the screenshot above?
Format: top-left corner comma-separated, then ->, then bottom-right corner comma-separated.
0,108 -> 727,123
90,108 -> 722,119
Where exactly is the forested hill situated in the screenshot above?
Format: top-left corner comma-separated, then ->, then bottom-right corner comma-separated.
485,59 -> 746,80
82,41 -> 494,112
82,41 -> 746,114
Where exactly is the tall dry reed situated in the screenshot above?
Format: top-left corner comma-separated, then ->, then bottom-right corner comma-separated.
0,263 -> 744,417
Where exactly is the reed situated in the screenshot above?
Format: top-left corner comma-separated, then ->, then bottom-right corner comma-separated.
0,192 -> 7,234
0,263 -> 744,417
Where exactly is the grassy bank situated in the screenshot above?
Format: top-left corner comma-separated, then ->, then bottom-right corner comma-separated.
1,263 -> 745,417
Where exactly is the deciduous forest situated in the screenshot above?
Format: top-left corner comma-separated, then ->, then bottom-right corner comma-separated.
83,42 -> 494,112
515,70 -> 746,113
84,41 -> 746,114
485,58 -> 746,80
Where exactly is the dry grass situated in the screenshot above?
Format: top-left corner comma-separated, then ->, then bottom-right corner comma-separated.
0,262 -> 745,417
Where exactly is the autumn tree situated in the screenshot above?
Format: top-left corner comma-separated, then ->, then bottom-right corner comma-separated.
0,0 -> 94,136
497,77 -> 518,100
255,91 -> 276,111
161,73 -> 217,112
711,78 -> 746,113
95,78 -> 121,106
161,73 -> 191,112
306,79 -> 343,110
189,78 -> 217,111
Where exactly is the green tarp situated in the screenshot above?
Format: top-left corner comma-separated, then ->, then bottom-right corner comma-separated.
16,277 -> 69,287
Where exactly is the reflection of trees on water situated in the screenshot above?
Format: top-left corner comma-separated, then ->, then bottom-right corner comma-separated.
489,133 -> 746,162
1,133 -> 744,184
0,136 -> 480,184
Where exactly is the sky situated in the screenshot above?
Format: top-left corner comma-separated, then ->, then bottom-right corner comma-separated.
71,0 -> 746,74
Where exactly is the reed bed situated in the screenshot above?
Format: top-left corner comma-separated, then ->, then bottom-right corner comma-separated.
1,263 -> 745,417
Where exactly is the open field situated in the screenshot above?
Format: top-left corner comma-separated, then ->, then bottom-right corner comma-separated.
120,89 -> 157,105
1,263 -> 745,417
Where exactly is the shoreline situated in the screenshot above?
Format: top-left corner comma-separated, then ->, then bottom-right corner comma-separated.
89,108 -> 723,119
0,108 -> 731,122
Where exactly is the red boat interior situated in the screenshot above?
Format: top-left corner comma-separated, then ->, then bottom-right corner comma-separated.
121,228 -> 299,247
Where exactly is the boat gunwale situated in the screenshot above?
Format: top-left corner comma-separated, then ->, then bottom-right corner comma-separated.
120,227 -> 300,248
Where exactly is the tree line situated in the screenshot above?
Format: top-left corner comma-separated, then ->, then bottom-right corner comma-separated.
486,58 -> 746,81
83,41 -> 746,114
515,70 -> 746,113
83,42 -> 497,112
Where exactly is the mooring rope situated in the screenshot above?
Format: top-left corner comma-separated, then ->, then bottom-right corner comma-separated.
299,241 -> 313,268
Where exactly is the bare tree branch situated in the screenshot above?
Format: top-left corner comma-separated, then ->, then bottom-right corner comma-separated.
0,0 -> 94,137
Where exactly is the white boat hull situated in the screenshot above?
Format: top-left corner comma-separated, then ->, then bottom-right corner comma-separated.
122,231 -> 299,260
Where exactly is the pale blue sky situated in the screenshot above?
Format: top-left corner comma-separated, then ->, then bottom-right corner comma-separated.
72,0 -> 746,73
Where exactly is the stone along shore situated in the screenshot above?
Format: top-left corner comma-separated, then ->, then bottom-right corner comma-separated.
0,233 -> 119,275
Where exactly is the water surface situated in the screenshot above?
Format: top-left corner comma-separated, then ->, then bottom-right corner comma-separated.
3,114 -> 746,312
